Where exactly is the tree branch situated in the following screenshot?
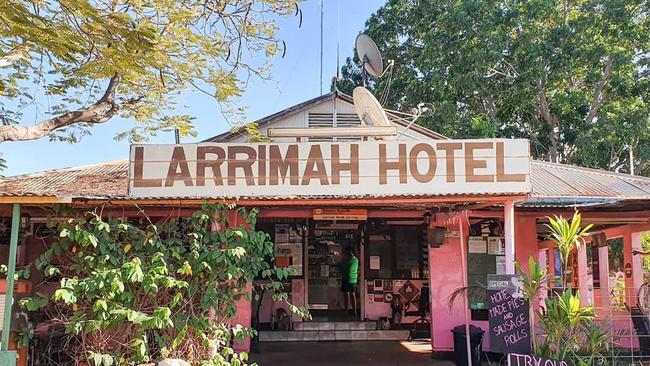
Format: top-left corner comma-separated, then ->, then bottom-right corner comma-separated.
0,43 -> 28,67
483,95 -> 498,122
0,74 -> 121,143
585,59 -> 613,125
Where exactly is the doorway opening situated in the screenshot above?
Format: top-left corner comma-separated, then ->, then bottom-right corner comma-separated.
307,221 -> 363,322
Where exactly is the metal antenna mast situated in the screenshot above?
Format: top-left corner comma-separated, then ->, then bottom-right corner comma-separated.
336,0 -> 340,81
319,0 -> 324,95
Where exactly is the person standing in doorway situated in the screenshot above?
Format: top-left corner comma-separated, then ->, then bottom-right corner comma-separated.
341,245 -> 359,315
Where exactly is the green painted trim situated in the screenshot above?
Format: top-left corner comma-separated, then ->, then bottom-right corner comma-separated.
0,350 -> 17,366
1,204 -> 20,352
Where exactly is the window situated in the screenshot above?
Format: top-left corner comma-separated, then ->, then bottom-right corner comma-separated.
365,225 -> 427,280
307,112 -> 362,142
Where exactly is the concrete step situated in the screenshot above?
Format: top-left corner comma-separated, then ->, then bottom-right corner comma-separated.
294,321 -> 375,331
257,329 -> 410,342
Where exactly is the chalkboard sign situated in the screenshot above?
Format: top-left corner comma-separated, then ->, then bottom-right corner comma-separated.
487,274 -> 530,354
508,354 -> 571,366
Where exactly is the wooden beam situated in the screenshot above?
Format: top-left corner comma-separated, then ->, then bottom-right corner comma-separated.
0,196 -> 70,204
519,210 -> 650,220
76,195 -> 527,207
267,126 -> 397,138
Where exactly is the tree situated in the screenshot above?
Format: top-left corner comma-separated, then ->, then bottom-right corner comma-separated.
22,203 -> 306,365
0,0 -> 299,144
335,0 -> 649,173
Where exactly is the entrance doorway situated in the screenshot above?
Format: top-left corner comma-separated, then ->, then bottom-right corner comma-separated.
307,221 -> 362,321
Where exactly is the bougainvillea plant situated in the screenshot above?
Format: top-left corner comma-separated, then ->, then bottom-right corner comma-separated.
22,203 -> 306,365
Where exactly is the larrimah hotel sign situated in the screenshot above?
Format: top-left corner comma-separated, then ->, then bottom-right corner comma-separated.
128,139 -> 531,198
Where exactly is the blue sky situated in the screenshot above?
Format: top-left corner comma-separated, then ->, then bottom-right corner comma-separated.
1,0 -> 384,176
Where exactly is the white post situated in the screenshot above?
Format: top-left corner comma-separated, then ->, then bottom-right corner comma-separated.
632,231 -> 644,298
504,200 -> 516,274
577,243 -> 590,305
597,245 -> 610,308
458,212 -> 473,366
538,249 -> 549,303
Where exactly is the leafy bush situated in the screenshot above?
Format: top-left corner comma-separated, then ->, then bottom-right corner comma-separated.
22,203 -> 306,365
537,291 -> 618,365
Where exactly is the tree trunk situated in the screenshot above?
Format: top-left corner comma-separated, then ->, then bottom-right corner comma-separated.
536,79 -> 559,163
584,59 -> 614,125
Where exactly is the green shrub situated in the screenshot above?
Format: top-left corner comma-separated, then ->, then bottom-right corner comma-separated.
21,203 -> 306,365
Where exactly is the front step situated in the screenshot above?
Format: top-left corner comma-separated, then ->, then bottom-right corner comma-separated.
294,321 -> 375,331
258,323 -> 410,342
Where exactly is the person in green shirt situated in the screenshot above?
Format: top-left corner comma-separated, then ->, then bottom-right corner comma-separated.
341,245 -> 359,315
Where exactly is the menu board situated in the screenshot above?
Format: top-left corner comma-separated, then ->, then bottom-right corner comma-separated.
468,236 -> 487,253
488,237 -> 504,255
487,274 -> 531,354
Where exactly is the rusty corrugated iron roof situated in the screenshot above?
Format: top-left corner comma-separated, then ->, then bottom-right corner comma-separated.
2,159 -> 650,202
531,161 -> 650,199
0,160 -> 128,198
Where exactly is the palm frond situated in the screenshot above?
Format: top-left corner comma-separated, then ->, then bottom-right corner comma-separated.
447,284 -> 487,310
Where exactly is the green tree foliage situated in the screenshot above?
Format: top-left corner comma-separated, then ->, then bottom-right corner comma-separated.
0,0 -> 300,144
22,204 -> 307,365
335,0 -> 649,174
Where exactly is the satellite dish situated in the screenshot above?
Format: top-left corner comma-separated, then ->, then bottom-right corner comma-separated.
353,86 -> 392,135
356,34 -> 384,79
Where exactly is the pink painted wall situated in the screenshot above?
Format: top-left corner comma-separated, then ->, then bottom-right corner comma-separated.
427,213 -> 550,352
231,283 -> 252,353
428,214 -> 476,351
514,216 -> 539,271
257,279 -> 306,324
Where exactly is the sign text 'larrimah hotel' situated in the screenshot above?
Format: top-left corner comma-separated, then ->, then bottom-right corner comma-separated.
128,140 -> 531,198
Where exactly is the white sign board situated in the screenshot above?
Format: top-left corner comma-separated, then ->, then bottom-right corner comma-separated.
128,139 -> 531,198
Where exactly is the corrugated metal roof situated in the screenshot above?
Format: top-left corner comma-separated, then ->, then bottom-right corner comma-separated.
2,159 -> 650,203
0,160 -> 128,198
531,161 -> 650,199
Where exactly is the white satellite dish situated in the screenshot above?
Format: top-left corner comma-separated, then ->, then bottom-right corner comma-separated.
356,34 -> 384,80
353,87 -> 392,140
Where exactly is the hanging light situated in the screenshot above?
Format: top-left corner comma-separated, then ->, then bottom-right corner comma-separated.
20,214 -> 31,232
